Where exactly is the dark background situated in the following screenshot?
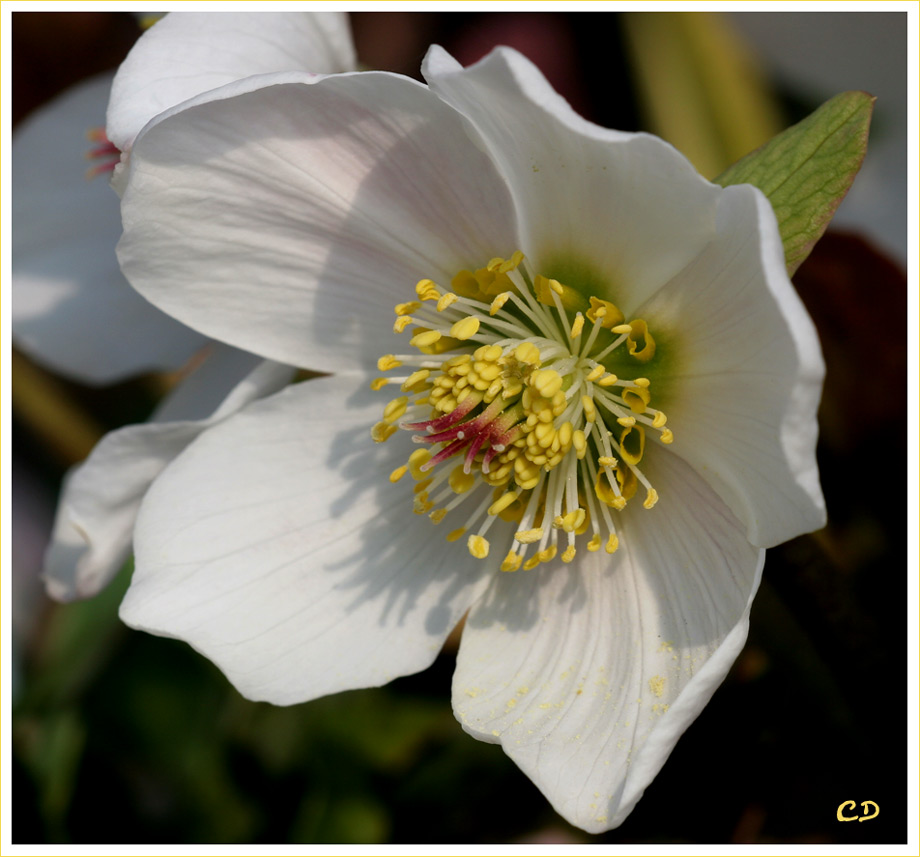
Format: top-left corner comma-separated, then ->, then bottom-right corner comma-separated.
10,10 -> 909,845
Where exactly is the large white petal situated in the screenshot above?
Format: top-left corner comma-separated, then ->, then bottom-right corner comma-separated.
423,46 -> 722,312
106,11 -> 356,150
637,185 -> 826,547
11,73 -> 206,384
453,449 -> 763,833
44,349 -> 293,601
118,71 -> 519,371
120,373 -> 496,705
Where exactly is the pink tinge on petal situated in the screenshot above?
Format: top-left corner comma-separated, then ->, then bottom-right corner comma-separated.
85,126 -> 121,178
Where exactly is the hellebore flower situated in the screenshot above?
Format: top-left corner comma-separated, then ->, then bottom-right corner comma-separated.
113,46 -> 826,832
24,11 -> 356,599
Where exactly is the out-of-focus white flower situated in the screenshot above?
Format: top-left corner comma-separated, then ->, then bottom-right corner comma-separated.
22,12 -> 357,599
113,44 -> 826,832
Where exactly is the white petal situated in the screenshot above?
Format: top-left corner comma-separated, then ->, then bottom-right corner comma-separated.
43,349 -> 293,601
107,11 -> 356,150
11,73 -> 206,384
120,374 -> 495,705
453,449 -> 763,833
118,71 -> 519,370
423,46 -> 721,312
638,185 -> 826,547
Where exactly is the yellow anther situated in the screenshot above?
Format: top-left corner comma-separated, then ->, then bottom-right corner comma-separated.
410,329 -> 442,349
395,300 -> 421,316
587,297 -> 625,328
515,528 -> 544,544
476,344 -> 503,362
611,323 -> 633,334
598,456 -> 618,468
446,527 -> 467,543
634,377 -> 651,387
581,395 -> 597,422
436,292 -> 459,312
413,493 -> 433,514
573,429 -> 587,459
660,428 -> 674,444
586,364 -> 605,382
501,551 -> 523,573
597,374 -> 619,387
490,292 -> 511,315
401,369 -> 430,392
643,488 -> 659,510
429,508 -> 448,524
382,396 -> 408,423
408,449 -> 431,479
587,534 -> 602,552
652,411 -> 668,428
468,534 -> 490,559
514,342 -> 541,365
415,278 -> 440,300
488,492 -> 519,516
370,377 -> 389,391
605,534 -> 619,554
389,465 -> 408,483
371,421 -> 398,443
393,315 -> 413,333
557,421 -> 573,448
561,509 -> 586,532
627,319 -> 656,362
377,354 -> 402,371
523,555 -> 542,571
537,547 -> 556,564
448,465 -> 475,494
450,316 -> 481,341
413,478 -> 432,495
532,369 -> 563,398
570,313 -> 585,338
562,545 -> 576,563
617,416 -> 636,428
611,495 -> 627,510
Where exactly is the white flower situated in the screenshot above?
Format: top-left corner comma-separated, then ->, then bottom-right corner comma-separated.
114,46 -> 826,833
22,12 -> 357,599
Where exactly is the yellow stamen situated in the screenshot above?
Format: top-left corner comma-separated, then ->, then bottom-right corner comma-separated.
410,329 -> 442,349
515,528 -> 544,544
371,421 -> 398,443
450,316 -> 481,341
490,292 -> 511,315
501,551 -> 523,572
389,465 -> 408,483
394,315 -> 413,333
416,278 -> 440,300
377,354 -> 402,371
468,534 -> 490,559
436,292 -> 459,312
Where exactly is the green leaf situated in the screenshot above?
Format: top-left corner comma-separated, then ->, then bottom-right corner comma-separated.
714,91 -> 874,275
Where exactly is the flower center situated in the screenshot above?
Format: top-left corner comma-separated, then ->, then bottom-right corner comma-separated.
371,252 -> 673,572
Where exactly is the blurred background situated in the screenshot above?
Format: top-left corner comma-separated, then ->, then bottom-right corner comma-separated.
9,9 -> 908,845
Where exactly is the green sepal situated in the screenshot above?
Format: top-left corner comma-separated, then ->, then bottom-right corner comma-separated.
714,91 -> 875,275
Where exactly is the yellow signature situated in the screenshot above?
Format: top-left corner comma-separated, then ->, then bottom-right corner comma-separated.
837,801 -> 879,822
